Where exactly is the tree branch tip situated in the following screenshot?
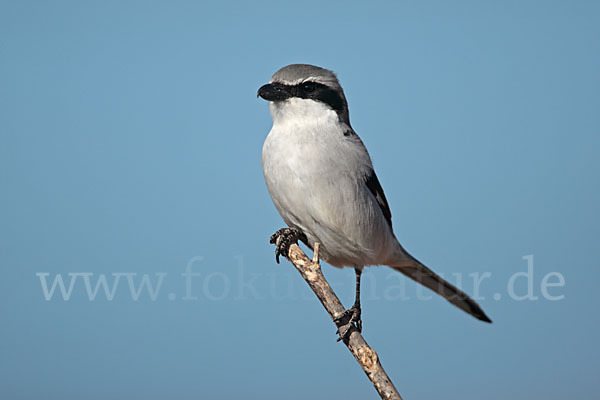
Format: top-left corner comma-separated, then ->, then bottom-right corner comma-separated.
312,242 -> 321,263
274,234 -> 402,399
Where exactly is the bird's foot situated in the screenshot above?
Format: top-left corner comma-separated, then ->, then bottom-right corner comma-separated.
269,227 -> 306,264
334,303 -> 362,343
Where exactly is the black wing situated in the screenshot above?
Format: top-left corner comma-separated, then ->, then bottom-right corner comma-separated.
364,169 -> 393,229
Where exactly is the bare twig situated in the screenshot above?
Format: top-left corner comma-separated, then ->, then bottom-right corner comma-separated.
284,243 -> 402,400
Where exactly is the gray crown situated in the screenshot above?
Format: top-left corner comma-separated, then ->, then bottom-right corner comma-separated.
270,64 -> 342,91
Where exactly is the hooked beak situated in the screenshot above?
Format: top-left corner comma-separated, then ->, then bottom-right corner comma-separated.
257,83 -> 291,101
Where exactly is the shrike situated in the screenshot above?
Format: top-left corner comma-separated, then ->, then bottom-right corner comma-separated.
258,64 -> 491,339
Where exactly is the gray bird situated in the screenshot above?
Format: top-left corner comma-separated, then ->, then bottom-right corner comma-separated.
258,64 -> 491,339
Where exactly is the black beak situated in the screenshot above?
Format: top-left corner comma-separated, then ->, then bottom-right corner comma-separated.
257,83 -> 290,101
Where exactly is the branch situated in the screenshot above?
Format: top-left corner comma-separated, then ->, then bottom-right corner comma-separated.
284,242 -> 403,400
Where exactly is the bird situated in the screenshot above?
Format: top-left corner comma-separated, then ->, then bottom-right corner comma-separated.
258,64 -> 491,340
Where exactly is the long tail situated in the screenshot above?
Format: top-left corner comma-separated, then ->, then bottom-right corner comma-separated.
389,254 -> 492,323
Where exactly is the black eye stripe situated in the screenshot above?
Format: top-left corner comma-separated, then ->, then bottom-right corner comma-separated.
266,81 -> 350,125
273,81 -> 346,112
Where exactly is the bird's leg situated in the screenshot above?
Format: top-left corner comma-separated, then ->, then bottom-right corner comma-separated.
269,227 -> 307,264
335,267 -> 363,342
351,267 -> 363,332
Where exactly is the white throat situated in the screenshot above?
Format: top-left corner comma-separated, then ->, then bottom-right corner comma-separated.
269,98 -> 338,128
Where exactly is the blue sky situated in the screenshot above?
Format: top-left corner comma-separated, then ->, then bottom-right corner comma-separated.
1,1 -> 599,399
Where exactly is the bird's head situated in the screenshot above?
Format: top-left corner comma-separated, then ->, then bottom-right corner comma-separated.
257,64 -> 350,125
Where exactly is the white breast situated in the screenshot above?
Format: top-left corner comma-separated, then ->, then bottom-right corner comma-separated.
261,98 -> 399,267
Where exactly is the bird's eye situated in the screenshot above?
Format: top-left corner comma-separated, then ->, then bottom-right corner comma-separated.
301,82 -> 316,92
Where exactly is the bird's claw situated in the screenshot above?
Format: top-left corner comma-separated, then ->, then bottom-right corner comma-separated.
334,304 -> 362,342
269,227 -> 305,264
